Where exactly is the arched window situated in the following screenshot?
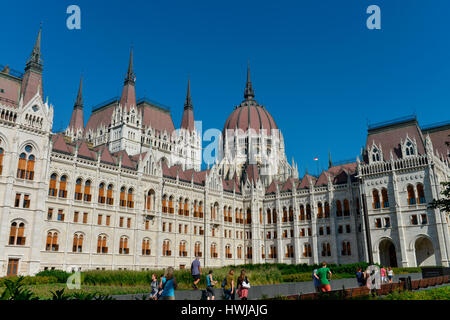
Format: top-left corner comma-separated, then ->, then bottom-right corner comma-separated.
272,209 -> 277,224
0,148 -> 4,175
17,145 -> 35,180
9,222 -> 26,245
194,242 -> 202,257
127,188 -> 134,208
267,209 -> 272,224
49,173 -> 58,197
381,188 -> 389,208
179,241 -> 187,257
142,238 -> 151,255
372,190 -> 380,209
336,200 -> 343,216
343,199 -> 350,216
74,178 -> 83,200
306,204 -> 312,220
98,183 -> 105,204
59,175 -> 67,198
372,146 -> 381,162
225,244 -> 232,259
179,198 -> 184,215
405,141 -> 415,156
210,243 -> 217,258
162,195 -> 168,213
317,202 -> 323,219
45,231 -> 59,251
246,246 -> 253,259
106,184 -> 114,205
163,240 -> 171,256
417,184 -> 425,204
303,244 -> 312,257
246,208 -> 251,224
168,196 -> 174,214
97,235 -> 108,253
198,201 -> 203,218
120,187 -> 126,207
342,241 -> 352,256
184,199 -> 189,216
119,236 -> 129,254
289,207 -> 294,222
321,243 -> 331,257
261,245 -> 266,259
407,185 -> 416,205
300,205 -> 305,220
325,202 -> 330,218
239,209 -> 243,224
72,233 -> 83,252
146,190 -> 155,211
282,207 -> 288,223
83,180 -> 92,202
237,246 -> 242,259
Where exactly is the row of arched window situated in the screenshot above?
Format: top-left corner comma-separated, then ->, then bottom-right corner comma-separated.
371,184 -> 425,208
0,144 -> 36,180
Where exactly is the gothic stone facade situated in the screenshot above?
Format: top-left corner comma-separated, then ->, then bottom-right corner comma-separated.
0,30 -> 449,276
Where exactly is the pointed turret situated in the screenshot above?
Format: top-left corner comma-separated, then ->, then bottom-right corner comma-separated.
180,78 -> 195,131
21,25 -> 44,107
244,62 -> 255,101
328,151 -> 333,168
119,47 -> 136,112
67,75 -> 85,136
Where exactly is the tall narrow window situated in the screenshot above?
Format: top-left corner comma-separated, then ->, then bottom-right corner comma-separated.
300,205 -> 305,220
16,223 -> 25,245
120,187 -> 126,207
372,190 -> 380,209
336,200 -> 343,216
23,194 -> 30,208
325,202 -> 330,218
98,183 -> 105,204
83,212 -> 88,224
0,148 -> 4,175
18,145 -> 35,180
146,190 -> 154,211
343,199 -> 350,216
49,173 -> 58,196
9,222 -> 17,245
381,188 -> 389,208
127,189 -> 134,208
267,209 -> 272,224
106,215 -> 110,226
407,185 -> 416,205
46,231 -> 59,251
417,184 -> 425,204
59,175 -> 67,198
119,236 -> 129,254
317,202 -> 323,219
84,180 -> 92,202
72,234 -> 83,252
17,153 -> 26,179
97,235 -> 108,253
75,178 -> 83,200
74,211 -> 79,223
162,195 -> 168,213
306,204 -> 312,220
142,238 -> 151,255
106,184 -> 114,205
14,193 -> 21,207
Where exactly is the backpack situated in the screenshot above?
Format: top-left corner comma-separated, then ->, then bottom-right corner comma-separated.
221,277 -> 227,289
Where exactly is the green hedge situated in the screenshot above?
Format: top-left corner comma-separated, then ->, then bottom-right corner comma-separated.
0,275 -> 59,287
35,270 -> 72,283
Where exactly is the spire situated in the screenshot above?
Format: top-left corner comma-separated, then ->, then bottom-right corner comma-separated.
244,61 -> 255,101
181,78 -> 195,131
120,47 -> 137,112
67,75 -> 85,137
328,151 -> 333,168
74,75 -> 83,109
124,47 -> 135,85
184,78 -> 192,109
25,24 -> 43,73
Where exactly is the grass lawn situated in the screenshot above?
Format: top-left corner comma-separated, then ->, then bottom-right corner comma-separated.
376,285 -> 450,300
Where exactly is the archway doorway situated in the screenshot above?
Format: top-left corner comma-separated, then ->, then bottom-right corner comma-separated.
415,237 -> 436,267
379,239 -> 398,267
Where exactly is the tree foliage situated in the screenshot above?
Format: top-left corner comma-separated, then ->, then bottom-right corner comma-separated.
429,182 -> 450,213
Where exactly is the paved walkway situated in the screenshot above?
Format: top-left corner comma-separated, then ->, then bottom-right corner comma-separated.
113,272 -> 423,300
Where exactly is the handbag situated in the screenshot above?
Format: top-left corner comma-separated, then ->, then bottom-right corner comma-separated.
242,280 -> 250,289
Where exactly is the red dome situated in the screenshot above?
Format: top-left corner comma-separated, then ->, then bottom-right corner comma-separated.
223,100 -> 278,135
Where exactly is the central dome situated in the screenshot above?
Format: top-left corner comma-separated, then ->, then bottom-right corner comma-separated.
223,64 -> 278,135
223,100 -> 278,134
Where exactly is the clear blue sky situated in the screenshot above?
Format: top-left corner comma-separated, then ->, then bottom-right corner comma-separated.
2,0 -> 449,174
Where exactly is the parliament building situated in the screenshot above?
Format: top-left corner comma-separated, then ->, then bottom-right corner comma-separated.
0,28 -> 449,276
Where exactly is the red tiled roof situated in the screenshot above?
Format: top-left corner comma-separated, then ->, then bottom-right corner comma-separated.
298,174 -> 317,189
52,133 -> 72,154
423,125 -> 450,161
77,141 -> 96,160
113,150 -> 136,169
85,104 -> 116,133
68,107 -> 84,132
20,70 -> 43,107
140,103 -> 175,133
0,72 -> 21,108
97,146 -> 116,165
181,107 -> 195,132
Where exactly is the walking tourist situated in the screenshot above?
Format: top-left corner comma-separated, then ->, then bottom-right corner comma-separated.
223,269 -> 235,300
387,267 -> 394,283
315,262 -> 332,292
191,256 -> 202,290
313,268 -> 321,292
150,273 -> 159,300
355,267 -> 365,287
159,267 -> 177,300
380,266 -> 387,284
206,270 -> 218,300
237,269 -> 250,300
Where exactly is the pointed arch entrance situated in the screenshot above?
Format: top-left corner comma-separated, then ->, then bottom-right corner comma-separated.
379,239 -> 398,267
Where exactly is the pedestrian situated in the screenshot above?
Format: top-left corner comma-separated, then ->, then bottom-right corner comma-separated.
156,273 -> 165,300
313,268 -> 321,292
206,270 -> 217,300
159,267 -> 177,300
223,269 -> 235,300
191,256 -> 202,290
380,266 -> 387,284
237,269 -> 250,300
150,273 -> 159,300
355,267 -> 365,287
387,267 -> 394,283
316,262 -> 332,292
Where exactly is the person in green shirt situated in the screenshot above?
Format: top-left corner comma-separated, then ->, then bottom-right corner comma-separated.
223,269 -> 235,300
314,262 -> 332,292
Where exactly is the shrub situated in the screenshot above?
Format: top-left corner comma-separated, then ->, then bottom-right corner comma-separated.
35,270 -> 72,283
